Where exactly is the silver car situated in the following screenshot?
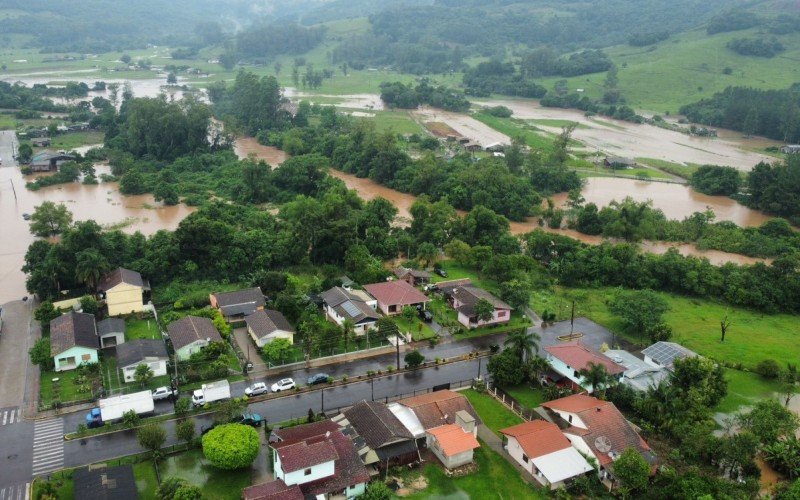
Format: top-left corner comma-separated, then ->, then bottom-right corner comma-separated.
270,378 -> 296,392
245,382 -> 269,396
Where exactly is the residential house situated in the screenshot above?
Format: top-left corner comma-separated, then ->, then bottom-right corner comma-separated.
604,349 -> 667,392
209,287 -> 265,319
97,268 -> 149,317
641,341 -> 697,369
320,286 -> 380,335
603,156 -> 636,169
500,420 -> 594,489
781,144 -> 800,154
396,390 -> 482,438
167,316 -> 223,361
96,317 -> 125,348
31,137 -> 51,147
245,309 -> 295,348
242,480 -> 303,500
29,151 -> 75,172
73,464 -> 138,500
51,312 -> 99,372
116,339 -> 169,382
425,418 -> 480,469
544,341 -> 625,393
268,419 -> 370,499
393,267 -> 432,286
442,284 -> 512,329
484,141 -> 507,152
363,280 -> 429,316
334,400 -> 419,469
541,394 -> 656,482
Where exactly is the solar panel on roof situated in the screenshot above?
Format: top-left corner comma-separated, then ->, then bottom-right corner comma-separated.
342,301 -> 361,318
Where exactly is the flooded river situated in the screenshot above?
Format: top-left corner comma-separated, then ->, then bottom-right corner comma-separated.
0,132 -> 193,304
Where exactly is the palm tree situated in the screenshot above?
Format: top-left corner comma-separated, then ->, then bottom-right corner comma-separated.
577,362 -> 610,396
527,356 -> 551,386
74,249 -> 110,291
504,328 -> 540,363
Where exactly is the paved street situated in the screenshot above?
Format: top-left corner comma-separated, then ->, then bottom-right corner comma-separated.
0,300 -> 35,409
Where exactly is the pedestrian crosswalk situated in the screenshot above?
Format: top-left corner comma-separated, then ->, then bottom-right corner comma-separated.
0,407 -> 22,426
31,419 -> 64,476
0,483 -> 29,500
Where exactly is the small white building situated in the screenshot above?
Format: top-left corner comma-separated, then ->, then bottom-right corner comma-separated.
425,411 -> 481,469
500,420 -> 593,489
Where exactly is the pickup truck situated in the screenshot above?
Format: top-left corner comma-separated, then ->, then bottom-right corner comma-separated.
151,386 -> 178,401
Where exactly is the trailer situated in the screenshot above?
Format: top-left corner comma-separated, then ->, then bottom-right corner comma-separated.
192,379 -> 231,407
86,390 -> 155,428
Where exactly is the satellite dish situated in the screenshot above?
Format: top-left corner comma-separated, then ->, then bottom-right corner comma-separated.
594,436 -> 612,453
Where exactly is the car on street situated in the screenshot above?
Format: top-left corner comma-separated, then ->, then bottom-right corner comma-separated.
270,378 -> 296,392
235,412 -> 264,427
151,386 -> 177,401
434,267 -> 447,278
307,373 -> 330,386
22,213 -> 31,220
244,382 -> 268,397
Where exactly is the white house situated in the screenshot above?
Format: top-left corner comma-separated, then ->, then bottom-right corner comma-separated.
269,420 -> 370,499
116,339 -> 169,382
320,286 -> 380,335
245,309 -> 295,348
441,284 -> 512,329
544,341 -> 625,393
500,420 -> 593,489
541,394 -> 656,482
425,412 -> 480,470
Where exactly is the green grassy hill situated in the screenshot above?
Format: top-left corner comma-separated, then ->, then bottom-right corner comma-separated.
535,27 -> 800,114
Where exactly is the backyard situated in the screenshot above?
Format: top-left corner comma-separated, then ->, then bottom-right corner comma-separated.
125,317 -> 161,341
461,389 -> 523,435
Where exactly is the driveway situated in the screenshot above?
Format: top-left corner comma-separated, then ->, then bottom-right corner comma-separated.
0,299 -> 35,409
232,327 -> 266,373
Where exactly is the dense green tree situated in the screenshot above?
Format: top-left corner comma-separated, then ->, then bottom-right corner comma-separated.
690,165 -> 742,196
503,329 -> 539,362
261,338 -> 294,366
176,419 -> 196,448
609,289 -> 669,344
134,363 -> 154,387
74,249 -> 110,290
137,423 -> 167,459
405,350 -> 425,369
487,348 -> 526,386
29,201 -> 73,237
737,399 -> 799,445
578,362 -> 611,396
362,481 -> 392,500
202,424 -> 259,470
474,298 -> 495,323
612,448 -> 651,498
29,338 -> 53,370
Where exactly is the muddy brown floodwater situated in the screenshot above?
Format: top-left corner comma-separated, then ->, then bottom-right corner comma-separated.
0,159 -> 194,305
234,139 -> 771,267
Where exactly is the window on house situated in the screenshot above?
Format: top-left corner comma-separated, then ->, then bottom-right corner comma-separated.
522,454 -> 529,463
304,468 -> 312,476
498,310 -> 507,317
568,415 -> 573,423
82,354 -> 92,361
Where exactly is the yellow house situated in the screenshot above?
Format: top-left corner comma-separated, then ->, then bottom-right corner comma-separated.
98,268 -> 149,317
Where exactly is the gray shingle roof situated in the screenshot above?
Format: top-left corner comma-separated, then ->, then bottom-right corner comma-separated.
343,400 -> 414,450
320,287 -> 380,324
50,312 -> 98,356
166,316 -> 222,351
97,318 -> 125,336
97,268 -> 144,292
245,310 -> 294,340
73,465 -> 138,500
451,285 -> 511,316
116,339 -> 168,368
212,287 -> 265,316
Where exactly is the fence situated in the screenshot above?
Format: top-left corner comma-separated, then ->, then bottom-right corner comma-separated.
486,384 -> 539,421
260,337 -> 394,369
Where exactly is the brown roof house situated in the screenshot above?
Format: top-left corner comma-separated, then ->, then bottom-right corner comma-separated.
396,390 -> 482,434
255,419 -> 370,499
245,309 -> 295,348
333,400 -> 419,469
167,316 -> 223,361
500,420 -> 593,489
98,268 -> 149,317
210,287 -> 265,318
51,312 -> 99,372
320,286 -> 380,336
393,266 -> 432,286
542,394 -> 656,484
363,280 -> 429,316
443,284 -> 512,329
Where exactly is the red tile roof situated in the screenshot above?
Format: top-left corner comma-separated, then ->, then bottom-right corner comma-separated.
427,424 -> 480,457
500,420 -> 571,459
363,280 -> 429,307
543,394 -> 652,467
243,479 -> 303,500
545,342 -> 625,375
275,437 -> 339,473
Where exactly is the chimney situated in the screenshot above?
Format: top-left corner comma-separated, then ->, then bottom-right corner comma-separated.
455,410 -> 476,435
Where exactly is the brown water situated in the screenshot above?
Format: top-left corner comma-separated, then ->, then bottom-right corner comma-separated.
234,139 -> 768,267
233,137 -> 288,167
0,153 -> 194,304
551,177 -> 772,227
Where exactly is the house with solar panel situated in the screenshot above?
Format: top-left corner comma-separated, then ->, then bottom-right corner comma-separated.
641,341 -> 698,370
320,286 -> 381,335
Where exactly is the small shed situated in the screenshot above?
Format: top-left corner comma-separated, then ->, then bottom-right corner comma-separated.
426,416 -> 480,469
97,318 -> 125,348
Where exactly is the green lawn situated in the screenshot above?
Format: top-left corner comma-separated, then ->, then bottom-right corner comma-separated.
501,384 -> 545,409
47,131 -> 104,151
635,157 -> 701,179
716,368 -> 789,414
394,314 -> 437,341
530,286 -> 800,369
135,449 -> 250,500
461,389 -> 523,435
40,368 -> 96,407
126,317 -> 161,341
33,470 -> 74,499
404,445 -> 545,499
353,109 -> 424,135
472,112 -> 555,152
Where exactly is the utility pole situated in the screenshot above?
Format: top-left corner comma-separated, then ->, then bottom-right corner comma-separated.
570,300 -> 575,335
395,334 -> 401,369
321,388 -> 325,414
476,356 -> 482,379
371,377 -> 375,401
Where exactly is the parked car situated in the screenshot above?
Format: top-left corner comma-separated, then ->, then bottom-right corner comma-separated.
270,378 -> 296,392
434,267 -> 447,278
151,386 -> 177,401
418,309 -> 433,322
235,412 -> 264,427
307,373 -> 330,386
244,382 -> 268,397
200,423 -> 217,436
22,213 -> 31,221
